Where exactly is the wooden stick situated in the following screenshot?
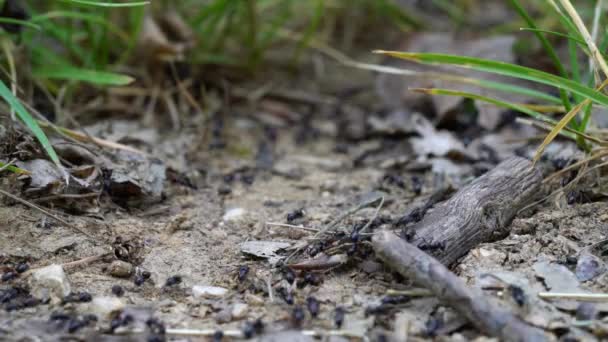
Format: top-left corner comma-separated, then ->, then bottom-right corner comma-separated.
405,157 -> 542,266
373,230 -> 549,342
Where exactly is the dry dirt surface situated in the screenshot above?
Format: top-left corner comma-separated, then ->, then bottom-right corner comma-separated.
2,41 -> 608,340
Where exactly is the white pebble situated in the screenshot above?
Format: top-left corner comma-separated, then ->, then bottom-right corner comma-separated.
29,264 -> 70,303
223,208 -> 246,221
192,285 -> 228,299
231,302 -> 248,319
83,296 -> 125,319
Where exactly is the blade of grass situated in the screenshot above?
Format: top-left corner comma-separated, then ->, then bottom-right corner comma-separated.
509,0 -> 572,111
533,78 -> 608,162
31,11 -> 130,42
412,88 -> 560,124
33,66 -> 134,86
60,0 -> 150,8
558,0 -> 608,79
0,161 -> 29,175
0,17 -> 40,30
0,80 -> 62,169
279,29 -> 561,105
36,120 -> 146,155
373,51 -> 608,108
520,28 -> 586,46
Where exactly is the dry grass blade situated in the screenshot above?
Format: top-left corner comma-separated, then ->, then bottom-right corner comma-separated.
558,0 -> 608,79
533,78 -> 608,163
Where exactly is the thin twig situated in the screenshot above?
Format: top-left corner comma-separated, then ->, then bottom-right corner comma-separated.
385,288 -> 434,297
357,196 -> 384,235
0,189 -> 94,239
265,221 -> 319,232
538,292 -> 608,301
62,252 -> 111,269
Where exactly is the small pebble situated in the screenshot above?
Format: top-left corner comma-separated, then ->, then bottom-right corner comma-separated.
108,260 -> 134,278
29,264 -> 71,303
192,285 -> 228,299
231,303 -> 248,319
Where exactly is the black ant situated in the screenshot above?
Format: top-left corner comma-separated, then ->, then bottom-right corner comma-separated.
63,291 -> 92,303
291,306 -> 305,327
417,240 -> 446,252
425,316 -> 443,337
15,263 -> 28,273
111,285 -> 124,297
134,270 -> 151,286
411,175 -> 423,195
238,265 -> 249,282
212,330 -> 224,342
334,307 -> 345,328
286,208 -> 304,223
306,296 -> 320,318
164,275 -> 182,287
242,321 -> 255,338
253,318 -> 264,334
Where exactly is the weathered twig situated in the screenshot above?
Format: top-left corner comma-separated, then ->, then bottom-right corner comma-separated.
373,230 -> 549,342
405,157 -> 542,266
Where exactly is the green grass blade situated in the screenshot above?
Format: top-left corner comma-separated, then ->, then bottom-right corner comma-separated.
0,80 -> 62,168
413,88 -> 550,122
0,17 -> 40,30
413,87 -> 577,141
0,161 -> 30,175
509,0 -> 572,111
60,0 -> 150,7
33,66 -> 134,86
374,51 -> 608,108
31,11 -> 130,42
520,28 -> 586,46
